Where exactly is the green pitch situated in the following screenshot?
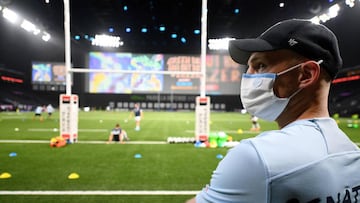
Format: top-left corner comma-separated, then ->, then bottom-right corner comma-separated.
0,110 -> 358,203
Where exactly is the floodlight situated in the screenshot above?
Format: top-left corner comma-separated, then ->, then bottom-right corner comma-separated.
208,37 -> 235,50
319,13 -> 330,22
33,28 -> 41,35
20,19 -> 36,32
310,16 -> 320,24
171,33 -> 177,38
328,4 -> 340,18
3,8 -> 19,24
141,28 -> 148,33
91,34 -> 123,48
194,29 -> 200,35
20,19 -> 41,35
42,32 -> 51,41
345,0 -> 355,7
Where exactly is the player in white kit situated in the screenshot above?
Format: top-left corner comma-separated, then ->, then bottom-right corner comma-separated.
186,19 -> 360,203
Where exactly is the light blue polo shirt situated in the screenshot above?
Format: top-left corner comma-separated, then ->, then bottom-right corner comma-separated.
196,118 -> 360,203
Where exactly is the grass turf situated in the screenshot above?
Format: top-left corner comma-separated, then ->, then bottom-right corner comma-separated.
0,111 -> 359,203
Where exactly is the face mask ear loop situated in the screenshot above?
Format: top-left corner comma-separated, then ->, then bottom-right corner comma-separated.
277,63 -> 302,76
286,60 -> 323,99
288,88 -> 303,100
277,60 -> 323,77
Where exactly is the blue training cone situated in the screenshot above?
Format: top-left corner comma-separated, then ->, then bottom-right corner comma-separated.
134,154 -> 142,158
9,152 -> 17,157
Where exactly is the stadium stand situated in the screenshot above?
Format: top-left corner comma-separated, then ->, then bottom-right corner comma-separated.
329,66 -> 360,117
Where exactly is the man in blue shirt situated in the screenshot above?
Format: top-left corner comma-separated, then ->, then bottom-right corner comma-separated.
46,104 -> 54,119
107,123 -> 126,144
187,19 -> 360,203
33,105 -> 44,121
130,103 -> 143,131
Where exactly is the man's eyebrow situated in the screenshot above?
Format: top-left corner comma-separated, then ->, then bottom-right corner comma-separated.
248,55 -> 263,66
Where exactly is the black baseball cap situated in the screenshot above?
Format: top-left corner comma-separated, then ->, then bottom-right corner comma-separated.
228,19 -> 342,78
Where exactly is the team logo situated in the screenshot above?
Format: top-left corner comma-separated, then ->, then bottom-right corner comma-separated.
288,38 -> 298,46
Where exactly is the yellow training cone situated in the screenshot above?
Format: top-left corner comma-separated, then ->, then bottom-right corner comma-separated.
68,173 -> 79,180
237,129 -> 243,134
0,172 -> 12,179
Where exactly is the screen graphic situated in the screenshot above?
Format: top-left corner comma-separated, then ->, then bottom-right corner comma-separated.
32,62 -> 66,85
87,52 -> 243,95
88,52 -> 164,93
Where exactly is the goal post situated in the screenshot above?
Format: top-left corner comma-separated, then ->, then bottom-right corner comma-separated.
196,0 -> 209,142
60,0 -> 211,143
59,94 -> 78,143
195,96 -> 210,142
59,0 -> 78,143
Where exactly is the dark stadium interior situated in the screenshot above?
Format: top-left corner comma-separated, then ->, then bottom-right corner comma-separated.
0,0 -> 359,116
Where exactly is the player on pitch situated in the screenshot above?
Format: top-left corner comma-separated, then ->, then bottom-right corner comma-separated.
107,123 -> 128,144
128,103 -> 143,131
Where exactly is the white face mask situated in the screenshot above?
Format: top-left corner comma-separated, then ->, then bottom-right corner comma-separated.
240,60 -> 323,121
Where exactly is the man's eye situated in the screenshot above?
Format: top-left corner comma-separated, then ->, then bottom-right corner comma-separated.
252,63 -> 266,71
258,63 -> 266,69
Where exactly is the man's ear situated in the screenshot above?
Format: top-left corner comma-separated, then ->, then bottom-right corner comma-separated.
298,61 -> 320,88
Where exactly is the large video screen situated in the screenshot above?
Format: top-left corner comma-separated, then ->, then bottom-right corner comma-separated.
32,62 -> 66,85
88,52 -> 164,93
86,52 -> 243,95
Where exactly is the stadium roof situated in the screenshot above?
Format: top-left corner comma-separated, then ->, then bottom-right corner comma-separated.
0,0 -> 359,73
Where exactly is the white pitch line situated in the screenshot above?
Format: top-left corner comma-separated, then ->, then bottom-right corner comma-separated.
226,130 -> 261,134
0,140 -> 167,144
1,139 -> 359,147
78,129 -> 108,132
0,140 -> 49,143
0,190 -> 199,195
185,130 -> 260,134
27,128 -> 108,132
0,116 -> 27,119
27,128 -> 51,132
77,141 -> 167,144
